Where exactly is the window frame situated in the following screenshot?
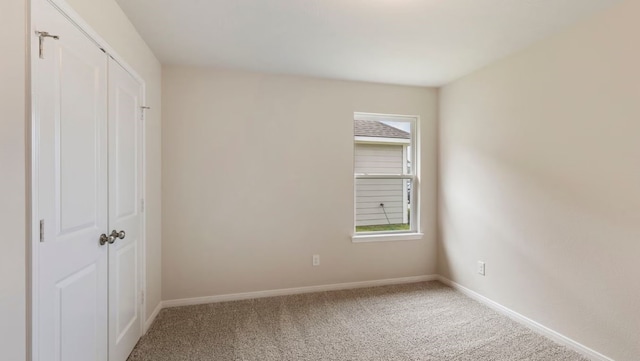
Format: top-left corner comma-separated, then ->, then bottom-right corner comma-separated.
352,112 -> 423,243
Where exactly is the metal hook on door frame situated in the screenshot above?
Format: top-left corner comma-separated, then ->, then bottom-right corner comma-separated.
36,31 -> 60,59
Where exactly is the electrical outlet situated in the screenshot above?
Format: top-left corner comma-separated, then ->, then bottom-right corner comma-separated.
312,254 -> 320,266
477,261 -> 486,276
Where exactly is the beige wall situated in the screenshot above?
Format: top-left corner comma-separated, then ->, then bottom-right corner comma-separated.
162,67 -> 438,300
64,0 -> 163,321
0,0 -> 27,359
438,2 -> 640,360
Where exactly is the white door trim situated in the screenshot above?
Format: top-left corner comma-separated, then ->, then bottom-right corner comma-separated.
29,1 -> 148,359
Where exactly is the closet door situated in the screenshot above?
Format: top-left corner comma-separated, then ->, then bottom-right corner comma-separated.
35,0 -> 109,360
107,58 -> 144,361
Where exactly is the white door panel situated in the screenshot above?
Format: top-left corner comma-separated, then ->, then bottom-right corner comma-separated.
55,264 -> 100,361
35,0 -> 109,360
35,2 -> 145,360
57,46 -> 102,234
108,57 -> 143,361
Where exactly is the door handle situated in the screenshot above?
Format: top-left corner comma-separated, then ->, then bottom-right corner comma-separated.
101,230 -> 125,246
99,233 -> 116,246
110,230 -> 126,241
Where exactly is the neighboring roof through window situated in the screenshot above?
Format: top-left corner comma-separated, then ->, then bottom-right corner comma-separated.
354,120 -> 410,139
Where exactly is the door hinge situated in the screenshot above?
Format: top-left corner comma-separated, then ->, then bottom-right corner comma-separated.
39,219 -> 45,242
140,290 -> 145,305
140,198 -> 145,212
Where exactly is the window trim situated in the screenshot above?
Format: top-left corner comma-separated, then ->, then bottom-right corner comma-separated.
352,112 -> 421,243
352,232 -> 424,243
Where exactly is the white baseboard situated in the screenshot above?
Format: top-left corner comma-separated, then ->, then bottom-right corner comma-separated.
435,276 -> 614,361
162,275 -> 438,308
143,302 -> 163,333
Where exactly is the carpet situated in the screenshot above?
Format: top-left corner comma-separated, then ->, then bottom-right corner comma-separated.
128,281 -> 588,361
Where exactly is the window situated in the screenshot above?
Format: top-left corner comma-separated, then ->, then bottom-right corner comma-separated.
353,113 -> 422,242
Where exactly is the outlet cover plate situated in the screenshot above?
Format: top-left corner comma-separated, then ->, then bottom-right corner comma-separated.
478,261 -> 486,276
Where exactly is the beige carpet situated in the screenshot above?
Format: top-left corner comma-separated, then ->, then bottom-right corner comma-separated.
128,282 -> 588,361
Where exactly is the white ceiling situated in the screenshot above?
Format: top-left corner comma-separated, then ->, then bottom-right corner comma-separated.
116,0 -> 620,86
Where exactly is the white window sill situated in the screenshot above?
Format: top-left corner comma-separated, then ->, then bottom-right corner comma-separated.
351,232 -> 424,243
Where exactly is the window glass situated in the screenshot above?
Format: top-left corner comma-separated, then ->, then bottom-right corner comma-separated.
354,115 -> 417,234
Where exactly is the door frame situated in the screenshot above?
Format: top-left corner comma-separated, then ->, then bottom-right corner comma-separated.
28,0 -> 148,359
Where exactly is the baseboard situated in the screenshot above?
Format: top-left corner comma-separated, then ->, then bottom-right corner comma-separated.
144,301 -> 163,334
163,274 -> 439,308
435,276 -> 614,361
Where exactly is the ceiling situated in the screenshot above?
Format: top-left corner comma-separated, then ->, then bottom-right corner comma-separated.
116,0 -> 621,86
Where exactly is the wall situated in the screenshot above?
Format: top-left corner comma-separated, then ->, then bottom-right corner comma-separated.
439,1 -> 640,360
162,67 -> 438,301
63,0 -> 163,322
0,0 -> 28,359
